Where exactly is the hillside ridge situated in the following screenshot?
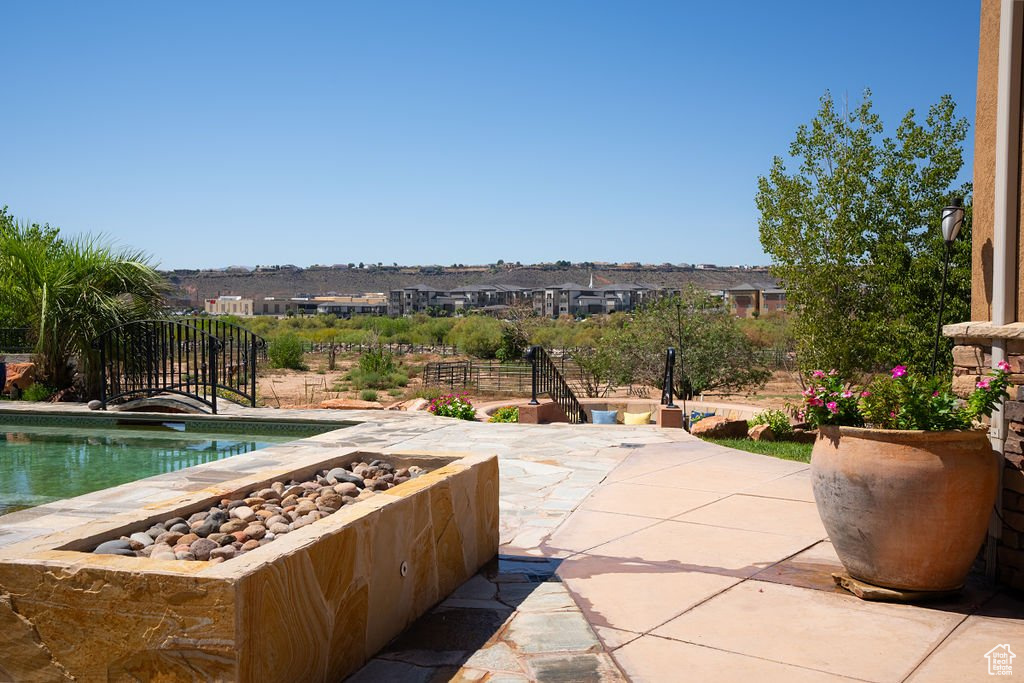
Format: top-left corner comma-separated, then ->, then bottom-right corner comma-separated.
167,264 -> 777,304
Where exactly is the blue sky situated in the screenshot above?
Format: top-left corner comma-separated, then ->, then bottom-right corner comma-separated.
1,1 -> 980,270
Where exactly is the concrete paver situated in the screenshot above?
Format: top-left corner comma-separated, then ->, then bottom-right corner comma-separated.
652,581 -> 965,682
587,519 -> 821,578
614,636 -> 860,683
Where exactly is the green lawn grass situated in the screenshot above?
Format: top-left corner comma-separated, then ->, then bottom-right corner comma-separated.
701,437 -> 813,463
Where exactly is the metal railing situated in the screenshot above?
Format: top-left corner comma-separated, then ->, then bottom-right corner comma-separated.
526,345 -> 587,424
0,328 -> 32,354
91,320 -> 241,414
179,317 -> 266,398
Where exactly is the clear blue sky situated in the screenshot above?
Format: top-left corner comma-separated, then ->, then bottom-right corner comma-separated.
1,1 -> 980,270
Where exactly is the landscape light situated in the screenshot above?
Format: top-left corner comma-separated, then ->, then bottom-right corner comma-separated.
941,197 -> 965,244
931,197 -> 964,375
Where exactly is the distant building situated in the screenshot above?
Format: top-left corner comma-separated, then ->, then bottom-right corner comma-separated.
314,294 -> 388,318
724,283 -> 786,318
204,295 -> 253,316
532,283 -> 679,318
388,284 -> 532,315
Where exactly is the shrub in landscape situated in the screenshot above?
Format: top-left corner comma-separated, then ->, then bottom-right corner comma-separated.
748,409 -> 793,438
359,389 -> 379,402
428,393 -> 477,420
347,346 -> 408,389
488,406 -> 519,423
414,386 -> 444,401
268,333 -> 307,370
20,383 -> 54,402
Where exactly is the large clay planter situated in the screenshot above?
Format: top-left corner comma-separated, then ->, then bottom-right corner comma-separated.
811,426 -> 999,592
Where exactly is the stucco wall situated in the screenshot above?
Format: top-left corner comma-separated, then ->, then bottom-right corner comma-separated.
971,0 -> 1024,322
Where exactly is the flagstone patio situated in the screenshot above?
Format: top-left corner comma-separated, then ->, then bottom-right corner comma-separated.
1,403 -> 1022,681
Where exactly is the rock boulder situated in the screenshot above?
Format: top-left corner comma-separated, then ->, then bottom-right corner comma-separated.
689,415 -> 749,439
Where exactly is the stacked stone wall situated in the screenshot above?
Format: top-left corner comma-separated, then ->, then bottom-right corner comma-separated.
952,339 -> 1024,591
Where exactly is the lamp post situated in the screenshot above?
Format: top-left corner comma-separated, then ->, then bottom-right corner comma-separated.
930,197 -> 965,376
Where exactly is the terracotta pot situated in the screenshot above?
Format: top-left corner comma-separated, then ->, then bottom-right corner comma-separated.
811,426 -> 999,592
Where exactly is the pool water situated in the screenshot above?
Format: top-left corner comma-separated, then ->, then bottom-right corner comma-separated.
0,421 -> 333,515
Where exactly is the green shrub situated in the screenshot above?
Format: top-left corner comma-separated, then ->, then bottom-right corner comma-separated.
268,333 -> 307,370
447,316 -> 503,358
359,347 -> 397,374
488,406 -> 519,423
748,409 -> 793,437
427,393 -> 477,420
414,386 -> 444,401
359,389 -> 379,402
388,388 -> 404,397
20,383 -> 54,402
347,368 -> 409,390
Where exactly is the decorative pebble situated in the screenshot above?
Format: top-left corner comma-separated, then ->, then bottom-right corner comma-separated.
89,460 -> 425,563
190,538 -> 218,561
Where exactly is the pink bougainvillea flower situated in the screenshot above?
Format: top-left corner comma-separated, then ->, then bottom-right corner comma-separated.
997,360 -> 1012,372
977,377 -> 992,389
861,391 -> 871,397
841,390 -> 854,398
812,370 -> 826,379
826,401 -> 839,414
802,387 -> 815,397
809,397 -> 824,407
891,365 -> 908,378
828,369 -> 839,376
932,391 -> 940,397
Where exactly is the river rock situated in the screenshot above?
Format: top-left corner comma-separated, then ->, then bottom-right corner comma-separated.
258,488 -> 280,501
327,468 -> 365,488
151,547 -> 177,561
155,531 -> 183,546
244,524 -> 267,540
232,506 -> 257,523
210,546 -> 236,561
333,482 -> 359,497
220,519 -> 247,534
241,540 -> 261,552
190,538 -> 218,561
94,539 -> 134,556
130,532 -> 155,548
269,522 -> 291,535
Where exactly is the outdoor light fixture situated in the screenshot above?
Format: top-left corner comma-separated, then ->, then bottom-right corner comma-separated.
931,197 -> 965,375
941,197 -> 965,243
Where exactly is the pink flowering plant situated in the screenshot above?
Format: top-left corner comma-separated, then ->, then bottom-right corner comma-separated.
798,370 -> 864,427
798,363 -> 1012,431
427,392 -> 477,421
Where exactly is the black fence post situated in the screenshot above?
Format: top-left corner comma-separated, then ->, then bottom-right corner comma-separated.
526,346 -> 539,405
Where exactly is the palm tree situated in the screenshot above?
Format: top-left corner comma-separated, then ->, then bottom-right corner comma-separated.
0,218 -> 168,395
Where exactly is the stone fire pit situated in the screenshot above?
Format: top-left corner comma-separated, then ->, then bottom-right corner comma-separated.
0,449 -> 498,682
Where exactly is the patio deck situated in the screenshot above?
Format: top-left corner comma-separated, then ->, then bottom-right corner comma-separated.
0,404 -> 1020,681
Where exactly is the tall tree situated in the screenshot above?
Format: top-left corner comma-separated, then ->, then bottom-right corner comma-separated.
601,288 -> 770,397
757,90 -> 971,378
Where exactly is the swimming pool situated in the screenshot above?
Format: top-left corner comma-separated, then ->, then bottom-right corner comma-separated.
0,417 -> 339,515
